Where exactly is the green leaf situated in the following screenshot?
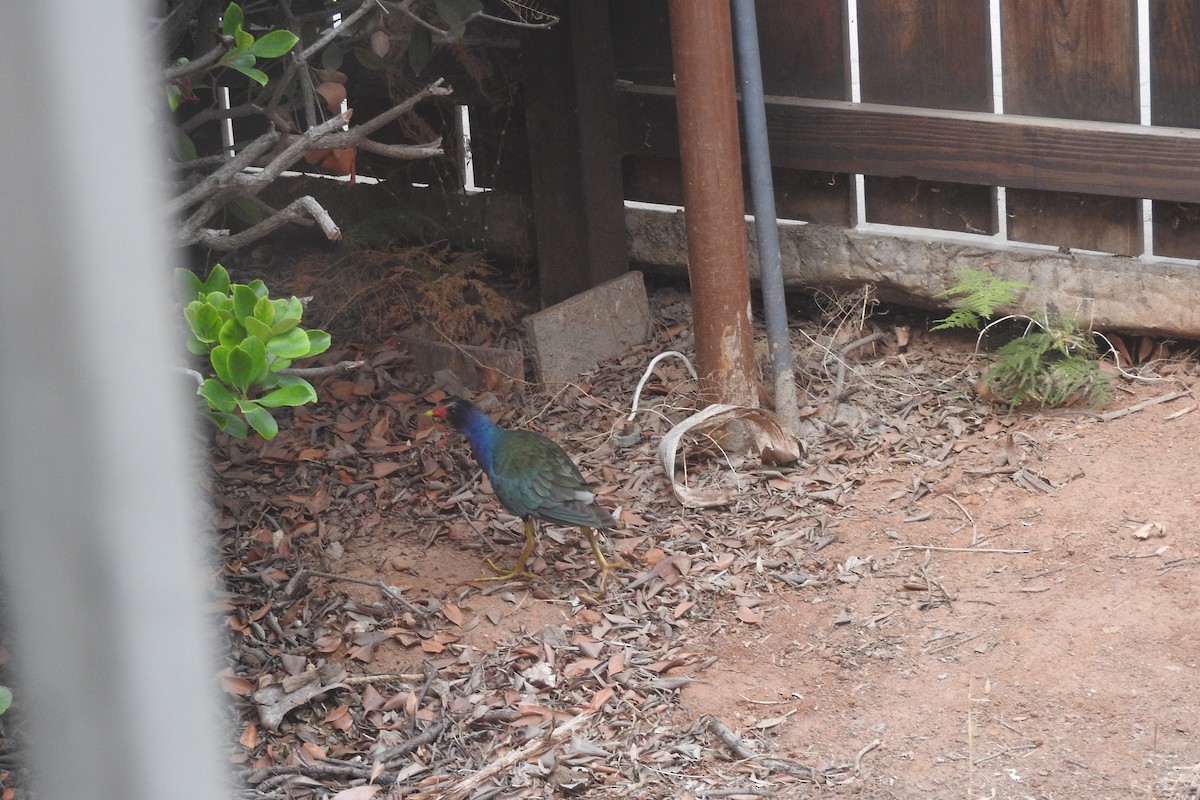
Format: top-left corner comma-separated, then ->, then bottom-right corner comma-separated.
226,345 -> 257,395
169,125 -> 198,161
234,27 -> 254,52
211,345 -> 234,386
269,298 -> 303,335
186,302 -> 224,342
232,283 -> 259,323
237,65 -> 269,86
257,381 -> 317,408
166,83 -> 182,111
198,379 -> 238,412
247,279 -> 270,299
175,268 -> 203,302
240,402 -> 279,440
221,3 -> 244,37
207,411 -> 248,438
266,327 -> 311,359
249,30 -> 299,58
187,338 -> 209,356
321,42 -> 345,71
304,329 -> 332,358
202,264 -> 231,296
227,196 -> 265,225
240,336 -> 270,385
218,317 -> 247,348
271,373 -> 310,388
407,25 -> 432,75
0,686 -> 13,716
221,51 -> 267,85
244,316 -> 274,342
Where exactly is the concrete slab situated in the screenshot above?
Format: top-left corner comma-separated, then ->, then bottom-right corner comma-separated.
524,271 -> 652,384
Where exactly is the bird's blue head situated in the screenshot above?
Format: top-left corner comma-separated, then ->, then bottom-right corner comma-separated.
428,397 -> 501,468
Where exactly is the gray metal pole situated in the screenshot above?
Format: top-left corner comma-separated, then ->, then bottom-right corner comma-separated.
0,4 -> 226,799
731,0 -> 801,434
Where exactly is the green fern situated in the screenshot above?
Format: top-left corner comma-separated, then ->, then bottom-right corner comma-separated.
932,269 -> 1031,331
984,321 -> 1109,407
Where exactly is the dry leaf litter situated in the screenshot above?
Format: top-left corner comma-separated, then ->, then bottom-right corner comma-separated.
199,280 -> 1195,799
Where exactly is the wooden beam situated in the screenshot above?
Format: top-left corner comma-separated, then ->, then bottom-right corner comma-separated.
618,85 -> 1200,203
522,0 -> 628,307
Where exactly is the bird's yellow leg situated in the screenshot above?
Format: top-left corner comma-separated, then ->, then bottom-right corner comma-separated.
480,519 -> 544,583
582,527 -> 628,597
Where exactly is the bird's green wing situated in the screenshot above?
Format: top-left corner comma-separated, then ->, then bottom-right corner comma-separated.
490,431 -> 613,528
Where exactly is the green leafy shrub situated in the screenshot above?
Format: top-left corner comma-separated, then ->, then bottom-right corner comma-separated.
933,269 -> 1109,408
178,264 -> 330,439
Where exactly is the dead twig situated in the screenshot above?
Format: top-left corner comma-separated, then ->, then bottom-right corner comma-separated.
438,712 -> 595,800
376,718 -> 448,765
893,545 -> 1031,554
1092,389 -> 1192,422
943,494 -> 979,544
974,742 -> 1041,766
282,359 -> 366,378
285,568 -> 426,617
705,717 -> 822,780
186,195 -> 342,249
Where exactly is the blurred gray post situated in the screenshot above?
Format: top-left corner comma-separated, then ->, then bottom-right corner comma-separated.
0,3 -> 225,800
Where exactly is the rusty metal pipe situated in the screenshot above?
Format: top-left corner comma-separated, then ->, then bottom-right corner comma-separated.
667,0 -> 758,407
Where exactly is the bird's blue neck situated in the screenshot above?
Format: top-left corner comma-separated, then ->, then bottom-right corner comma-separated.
456,406 -> 503,474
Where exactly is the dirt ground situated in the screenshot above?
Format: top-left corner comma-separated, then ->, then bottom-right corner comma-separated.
337,378 -> 1200,800
197,271 -> 1200,800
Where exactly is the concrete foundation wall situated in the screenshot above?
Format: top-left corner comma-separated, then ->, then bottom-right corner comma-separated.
626,205 -> 1200,338
415,190 -> 1200,337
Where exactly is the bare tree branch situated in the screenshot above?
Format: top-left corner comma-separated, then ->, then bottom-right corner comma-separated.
298,0 -> 385,61
170,128 -> 284,215
160,3 -> 515,254
178,101 -> 293,135
163,39 -> 231,81
315,79 -> 450,142
357,138 -> 443,159
182,195 -> 341,249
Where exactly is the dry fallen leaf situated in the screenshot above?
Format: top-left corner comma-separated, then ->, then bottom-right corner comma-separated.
331,786 -> 381,800
736,606 -> 765,625
219,669 -> 254,697
1131,521 -> 1166,539
752,709 -> 796,730
442,602 -> 465,626
238,721 -> 258,749
253,673 -> 349,732
657,404 -> 802,508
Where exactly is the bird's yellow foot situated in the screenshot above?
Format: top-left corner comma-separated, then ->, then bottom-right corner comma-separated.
477,521 -> 543,583
478,557 -> 544,583
581,528 -> 629,600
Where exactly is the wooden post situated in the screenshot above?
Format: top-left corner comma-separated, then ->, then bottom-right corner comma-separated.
667,0 -> 759,406
523,0 -> 628,307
